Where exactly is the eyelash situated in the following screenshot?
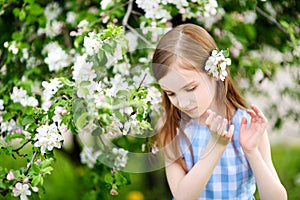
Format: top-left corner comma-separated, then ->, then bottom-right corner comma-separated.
187,86 -> 196,92
165,86 -> 197,96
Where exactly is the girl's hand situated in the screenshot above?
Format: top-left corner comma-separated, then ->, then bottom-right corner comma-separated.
239,104 -> 268,153
205,109 -> 234,145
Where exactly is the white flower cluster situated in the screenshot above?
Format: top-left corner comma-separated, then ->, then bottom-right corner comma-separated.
136,0 -> 172,21
136,0 -> 218,22
4,41 -> 19,55
112,147 -> 128,169
202,0 -> 218,17
38,2 -> 63,38
10,87 -> 38,107
83,32 -> 102,56
72,54 -> 96,82
0,119 -> 19,134
123,114 -> 151,135
42,42 -> 72,72
80,146 -> 102,168
205,49 -> 231,81
42,78 -> 63,102
34,123 -> 63,154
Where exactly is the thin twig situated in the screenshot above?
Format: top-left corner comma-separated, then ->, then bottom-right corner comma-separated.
255,6 -> 290,40
13,140 -> 31,152
122,0 -> 133,29
125,24 -> 152,46
25,151 -> 38,175
137,73 -> 147,90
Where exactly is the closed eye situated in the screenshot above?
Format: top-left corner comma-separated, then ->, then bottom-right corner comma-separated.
186,86 -> 197,92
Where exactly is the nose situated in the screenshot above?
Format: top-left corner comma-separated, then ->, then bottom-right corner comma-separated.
177,94 -> 190,110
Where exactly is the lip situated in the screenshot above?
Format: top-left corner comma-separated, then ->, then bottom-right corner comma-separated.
184,107 -> 197,113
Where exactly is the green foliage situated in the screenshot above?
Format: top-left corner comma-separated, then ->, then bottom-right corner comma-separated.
0,0 -> 299,199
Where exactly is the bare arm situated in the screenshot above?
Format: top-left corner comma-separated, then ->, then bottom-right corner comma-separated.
239,105 -> 287,200
165,110 -> 234,200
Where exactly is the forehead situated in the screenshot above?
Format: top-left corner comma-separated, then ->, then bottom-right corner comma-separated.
158,67 -> 206,90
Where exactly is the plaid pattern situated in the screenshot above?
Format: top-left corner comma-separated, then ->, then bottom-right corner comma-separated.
180,109 -> 256,200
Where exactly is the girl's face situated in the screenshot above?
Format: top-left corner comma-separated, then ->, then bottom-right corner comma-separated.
158,66 -> 215,124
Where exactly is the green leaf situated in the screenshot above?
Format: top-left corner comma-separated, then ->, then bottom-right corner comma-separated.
13,8 -> 20,17
12,31 -> 23,41
104,173 -> 114,184
116,90 -> 130,98
76,112 -> 89,129
19,9 -> 26,21
31,163 -> 40,174
25,3 -> 43,16
32,175 -> 43,186
115,172 -> 128,186
2,112 -> 12,121
42,166 -> 53,175
91,127 -> 102,136
5,134 -> 25,142
72,99 -> 86,121
22,115 -> 35,126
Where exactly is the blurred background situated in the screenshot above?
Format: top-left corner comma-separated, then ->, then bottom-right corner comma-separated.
1,0 -> 300,199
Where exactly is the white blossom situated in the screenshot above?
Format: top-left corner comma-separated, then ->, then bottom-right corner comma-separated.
43,42 -> 72,71
105,74 -> 133,97
80,146 -> 102,168
52,106 -> 67,123
44,20 -> 63,38
243,10 -> 257,24
83,32 -> 102,56
112,147 -> 128,169
34,123 -> 63,154
5,41 -> 19,54
0,99 -> 4,110
72,54 -> 96,82
6,171 -> 14,180
125,31 -> 138,52
145,86 -> 162,105
112,62 -> 130,76
10,87 -> 27,103
66,11 -> 77,25
100,0 -> 112,10
42,78 -> 63,101
13,182 -> 31,200
44,2 -> 62,21
205,49 -> 231,81
203,0 -> 218,17
10,87 -> 38,107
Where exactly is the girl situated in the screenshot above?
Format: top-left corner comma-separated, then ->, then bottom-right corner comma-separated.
151,23 -> 287,200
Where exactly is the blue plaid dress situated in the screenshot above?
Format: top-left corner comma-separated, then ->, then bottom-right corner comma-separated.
180,109 -> 256,200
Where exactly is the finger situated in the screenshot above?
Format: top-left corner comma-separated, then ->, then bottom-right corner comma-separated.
218,118 -> 228,136
251,104 -> 267,119
210,115 -> 223,133
205,110 -> 215,126
221,124 -> 234,138
240,117 -> 248,132
246,109 -> 256,118
227,124 -> 235,138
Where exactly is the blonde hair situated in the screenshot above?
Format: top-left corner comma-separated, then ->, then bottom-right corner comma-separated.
152,23 -> 247,172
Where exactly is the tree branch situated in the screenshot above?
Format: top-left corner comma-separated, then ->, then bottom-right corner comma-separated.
12,140 -> 32,158
122,0 -> 133,29
255,6 -> 291,40
25,151 -> 38,175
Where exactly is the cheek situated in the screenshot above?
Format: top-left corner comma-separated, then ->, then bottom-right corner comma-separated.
194,87 -> 214,105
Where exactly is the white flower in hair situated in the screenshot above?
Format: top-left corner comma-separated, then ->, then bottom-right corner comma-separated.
205,49 -> 231,81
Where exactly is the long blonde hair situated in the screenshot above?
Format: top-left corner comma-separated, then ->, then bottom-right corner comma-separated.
152,23 -> 247,172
